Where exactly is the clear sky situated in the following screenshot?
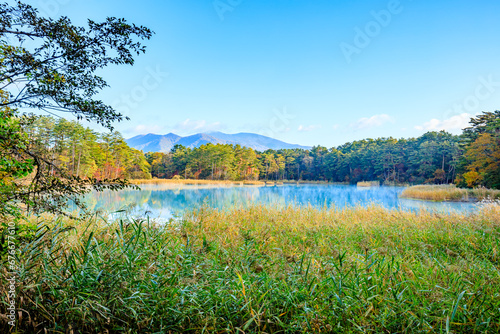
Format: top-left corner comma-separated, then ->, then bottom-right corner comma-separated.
29,0 -> 500,148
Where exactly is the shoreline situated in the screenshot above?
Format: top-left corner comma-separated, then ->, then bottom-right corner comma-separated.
130,179 -> 347,186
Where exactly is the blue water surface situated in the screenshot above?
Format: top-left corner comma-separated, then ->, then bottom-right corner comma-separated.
82,184 -> 477,220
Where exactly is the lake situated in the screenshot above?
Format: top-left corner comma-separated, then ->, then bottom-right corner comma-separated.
82,184 -> 477,220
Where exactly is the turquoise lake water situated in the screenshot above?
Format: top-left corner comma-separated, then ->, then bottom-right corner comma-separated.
83,184 -> 478,220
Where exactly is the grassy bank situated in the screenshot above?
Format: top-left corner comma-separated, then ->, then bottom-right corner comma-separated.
132,179 -> 266,186
132,179 -> 336,187
400,185 -> 500,202
282,180 -> 334,185
1,204 -> 500,333
357,181 -> 380,187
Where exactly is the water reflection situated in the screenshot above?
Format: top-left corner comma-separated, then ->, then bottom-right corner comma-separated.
82,184 -> 477,220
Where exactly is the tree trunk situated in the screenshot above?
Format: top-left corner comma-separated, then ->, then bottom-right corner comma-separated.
76,150 -> 82,177
72,143 -> 75,175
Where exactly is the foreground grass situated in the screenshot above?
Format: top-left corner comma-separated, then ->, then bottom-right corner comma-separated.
1,204 -> 500,333
400,185 -> 500,202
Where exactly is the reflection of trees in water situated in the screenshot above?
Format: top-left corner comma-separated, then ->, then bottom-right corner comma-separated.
86,185 -> 403,215
265,185 -> 404,209
83,185 -> 472,219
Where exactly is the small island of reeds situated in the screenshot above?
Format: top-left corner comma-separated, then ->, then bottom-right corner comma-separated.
400,184 -> 500,202
357,181 -> 380,187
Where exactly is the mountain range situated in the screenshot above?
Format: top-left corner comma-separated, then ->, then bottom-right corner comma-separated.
126,132 -> 311,153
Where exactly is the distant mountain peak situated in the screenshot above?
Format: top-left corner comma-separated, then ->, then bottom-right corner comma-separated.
126,131 -> 311,152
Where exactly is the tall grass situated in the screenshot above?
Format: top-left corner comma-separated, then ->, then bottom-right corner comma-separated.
132,178 -> 266,186
357,181 -> 380,187
133,179 -> 340,186
1,204 -> 500,333
281,180 -> 333,184
401,185 -> 500,202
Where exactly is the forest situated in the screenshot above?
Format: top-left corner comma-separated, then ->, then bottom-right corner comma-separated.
26,116 -> 152,181
27,111 -> 500,189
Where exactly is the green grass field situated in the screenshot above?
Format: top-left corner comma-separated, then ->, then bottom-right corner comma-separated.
1,204 -> 500,333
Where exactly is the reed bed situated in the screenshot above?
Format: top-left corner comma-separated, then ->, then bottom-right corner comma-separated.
357,181 -> 380,187
281,180 -> 332,184
132,179 -> 266,186
401,185 -> 500,202
1,204 -> 500,333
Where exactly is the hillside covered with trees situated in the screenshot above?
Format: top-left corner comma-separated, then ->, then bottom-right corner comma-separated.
27,117 -> 151,180
26,111 -> 500,189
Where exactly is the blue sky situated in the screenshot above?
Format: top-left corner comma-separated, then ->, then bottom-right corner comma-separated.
30,0 -> 500,147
